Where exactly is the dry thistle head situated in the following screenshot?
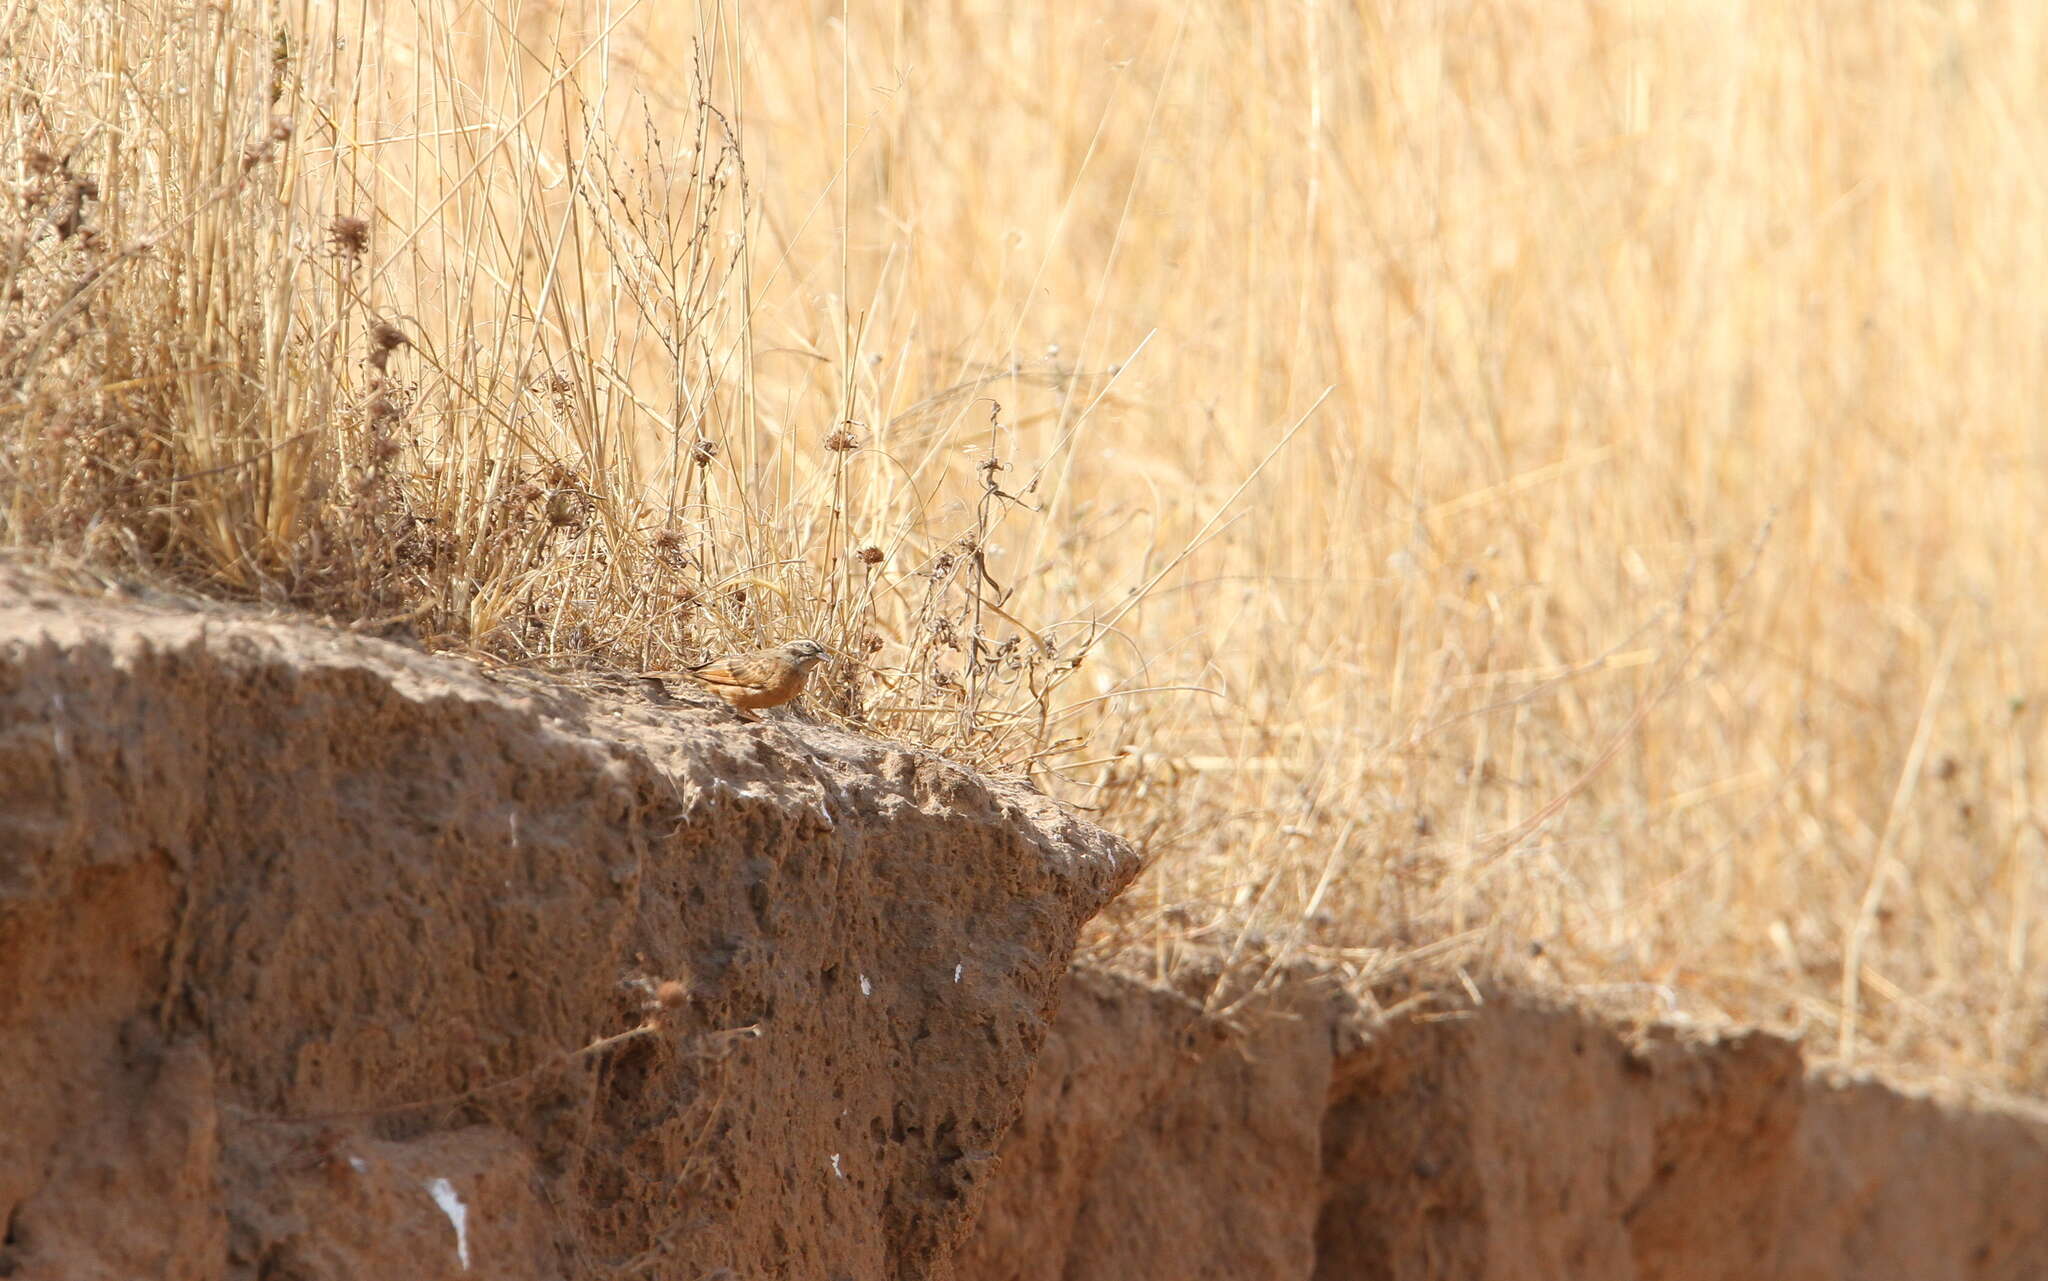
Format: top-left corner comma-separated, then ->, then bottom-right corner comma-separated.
365,390 -> 406,433
690,437 -> 719,466
367,320 -> 410,374
855,544 -> 883,567
544,489 -> 586,528
52,179 -> 96,240
824,425 -> 860,453
534,370 -> 575,420
365,421 -> 404,456
328,215 -> 369,258
24,151 -> 100,241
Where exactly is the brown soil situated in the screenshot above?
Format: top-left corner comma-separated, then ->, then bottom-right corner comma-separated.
4,568 -> 2045,1280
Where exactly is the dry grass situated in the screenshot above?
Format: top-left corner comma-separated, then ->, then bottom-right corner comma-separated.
4,0 -> 2046,1095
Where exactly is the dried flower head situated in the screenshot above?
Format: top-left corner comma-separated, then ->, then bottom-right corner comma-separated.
367,321 -> 410,373
824,425 -> 860,453
690,437 -> 719,466
856,544 -> 884,566
544,489 -> 585,528
328,215 -> 370,258
242,117 -> 294,170
365,391 -> 405,430
51,177 -> 96,240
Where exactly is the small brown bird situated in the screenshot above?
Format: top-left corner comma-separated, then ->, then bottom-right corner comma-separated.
644,638 -> 830,721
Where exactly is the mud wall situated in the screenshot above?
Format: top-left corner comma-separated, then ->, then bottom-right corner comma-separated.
961,968 -> 2048,1280
0,574 -> 1136,1280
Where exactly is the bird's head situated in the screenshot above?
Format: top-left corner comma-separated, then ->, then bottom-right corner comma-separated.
783,638 -> 831,669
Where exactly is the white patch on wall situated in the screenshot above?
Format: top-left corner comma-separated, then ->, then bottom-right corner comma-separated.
424,1177 -> 471,1270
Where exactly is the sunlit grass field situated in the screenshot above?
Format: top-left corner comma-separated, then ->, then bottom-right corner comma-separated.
6,0 -> 2046,1093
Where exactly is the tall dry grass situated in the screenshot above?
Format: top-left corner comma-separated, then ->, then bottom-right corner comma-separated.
4,0 -> 2046,1094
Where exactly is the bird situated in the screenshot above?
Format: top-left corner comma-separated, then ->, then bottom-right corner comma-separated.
642,638 -> 831,721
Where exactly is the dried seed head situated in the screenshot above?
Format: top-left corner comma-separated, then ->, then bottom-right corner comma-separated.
367,321 -> 410,373
52,178 -> 96,240
824,426 -> 860,453
654,979 -> 692,1012
653,526 -> 686,553
690,437 -> 719,466
544,489 -> 585,527
328,215 -> 370,257
855,544 -> 883,566
365,391 -> 404,430
242,117 -> 293,169
929,553 -> 956,579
